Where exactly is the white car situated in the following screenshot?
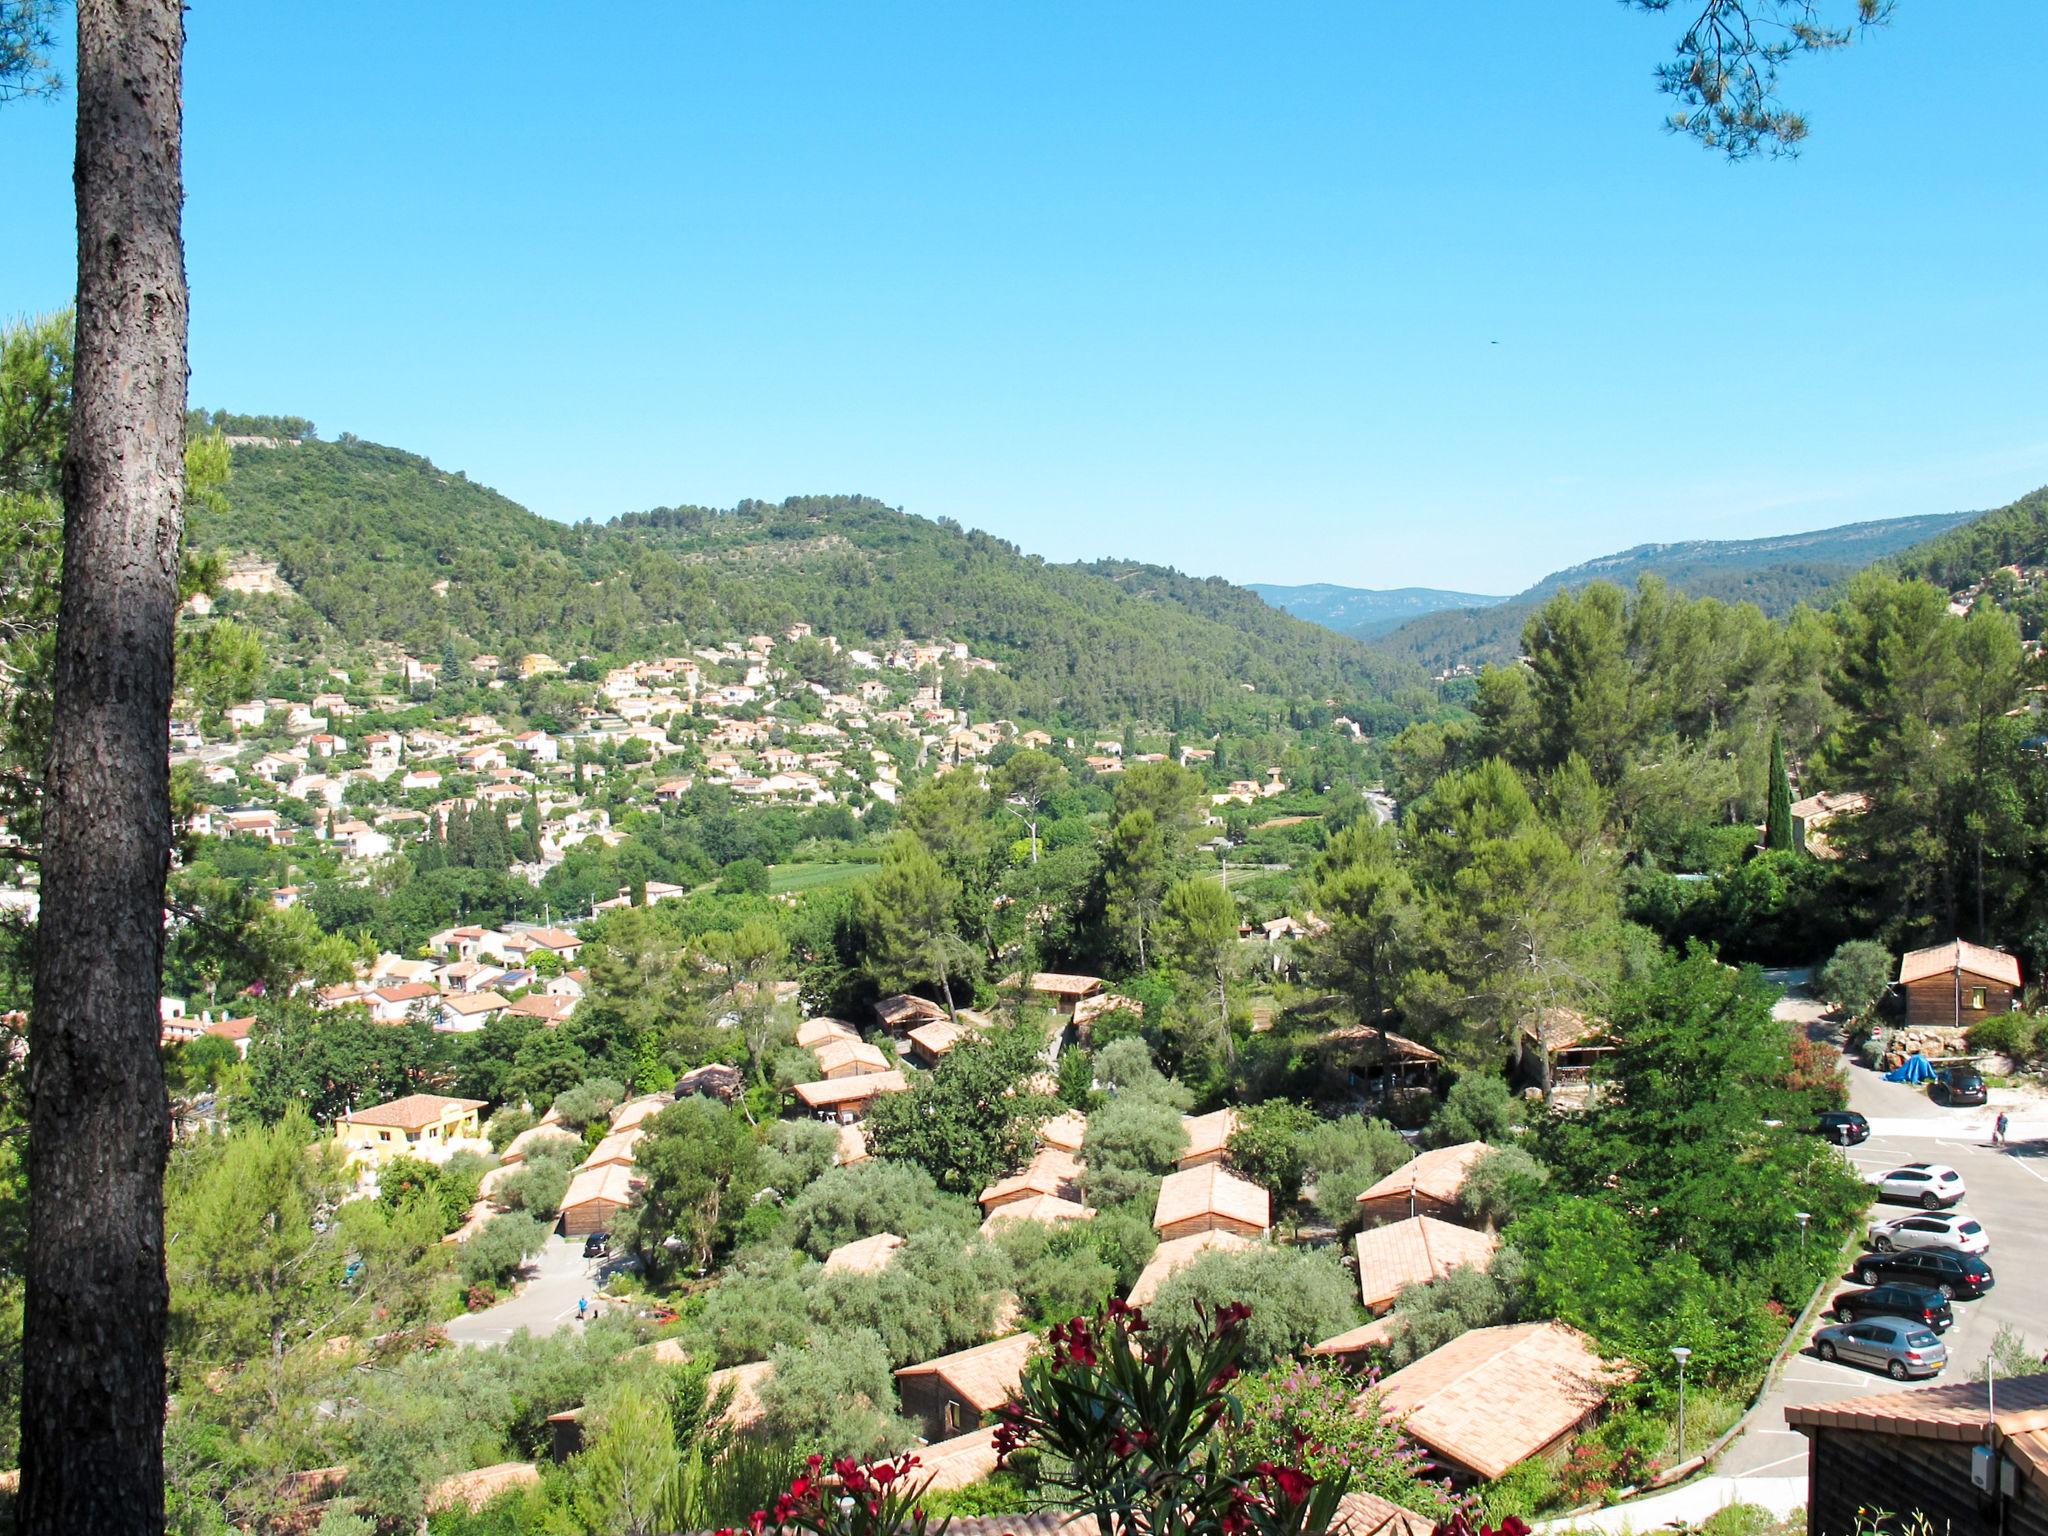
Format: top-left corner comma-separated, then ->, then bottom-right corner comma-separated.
1874,1163 -> 1965,1209
1867,1211 -> 1989,1256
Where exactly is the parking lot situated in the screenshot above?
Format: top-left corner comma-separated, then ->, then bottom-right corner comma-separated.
1716,1052 -> 2048,1488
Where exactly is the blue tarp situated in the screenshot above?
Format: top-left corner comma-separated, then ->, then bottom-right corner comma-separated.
1885,1052 -> 1937,1083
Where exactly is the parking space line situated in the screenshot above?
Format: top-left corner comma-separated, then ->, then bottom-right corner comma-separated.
1737,1452 -> 1810,1477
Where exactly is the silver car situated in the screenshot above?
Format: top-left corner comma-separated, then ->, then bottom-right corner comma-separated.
1813,1318 -> 1949,1380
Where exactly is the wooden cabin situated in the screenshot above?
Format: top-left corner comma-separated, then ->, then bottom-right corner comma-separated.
1898,941 -> 2022,1028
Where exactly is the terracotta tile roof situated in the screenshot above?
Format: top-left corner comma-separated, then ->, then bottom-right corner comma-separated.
1522,1007 -> 1607,1053
823,1232 -> 906,1276
907,1019 -> 965,1058
1354,1216 -> 1500,1312
1331,1490 -> 1439,1536
1073,993 -> 1144,1030
876,994 -> 949,1028
1030,972 -> 1106,999
813,1037 -> 892,1076
980,1194 -> 1097,1234
707,1358 -> 774,1431
500,1122 -> 579,1165
979,1147 -> 1083,1210
344,1093 -> 484,1131
913,1426 -> 1003,1491
1038,1110 -> 1089,1153
442,990 -> 510,1016
1786,1372 -> 2048,1441
1370,1322 -> 1622,1481
427,1462 -> 540,1514
894,1332 -> 1036,1412
1357,1142 -> 1490,1211
796,1016 -> 860,1049
1153,1163 -> 1270,1233
372,982 -> 438,1004
1179,1108 -> 1240,1164
794,1071 -> 908,1109
609,1093 -> 675,1131
503,993 -> 576,1024
1311,1317 -> 1400,1357
1898,939 -> 2022,988
835,1123 -> 869,1165
1127,1230 -> 1256,1306
580,1127 -> 644,1170
1319,1024 -> 1443,1064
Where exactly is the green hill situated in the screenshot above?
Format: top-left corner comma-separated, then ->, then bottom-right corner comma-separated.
1891,485 -> 2048,589
1371,510 -> 1978,672
196,436 -> 1428,730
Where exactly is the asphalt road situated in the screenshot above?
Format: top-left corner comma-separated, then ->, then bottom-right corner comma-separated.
1716,1049 -> 2048,1487
442,1234 -> 616,1347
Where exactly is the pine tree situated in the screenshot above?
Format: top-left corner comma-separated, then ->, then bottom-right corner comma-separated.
1764,725 -> 1795,853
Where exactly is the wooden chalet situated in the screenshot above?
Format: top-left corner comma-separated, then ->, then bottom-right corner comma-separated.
1897,940 -> 2022,1028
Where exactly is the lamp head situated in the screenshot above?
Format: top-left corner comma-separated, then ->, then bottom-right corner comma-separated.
1671,1346 -> 1693,1364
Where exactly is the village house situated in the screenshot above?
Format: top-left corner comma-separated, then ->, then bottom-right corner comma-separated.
1127,1229 -> 1256,1307
793,1071 -> 908,1122
895,1334 -> 1036,1442
1514,1008 -> 1616,1108
1176,1109 -> 1239,1170
435,991 -> 508,1033
1897,940 -> 2022,1027
810,1035 -> 892,1080
1027,972 -> 1106,1015
979,1193 -> 1096,1236
875,994 -> 950,1031
821,1232 -> 906,1277
978,1147 -> 1084,1212
335,1094 -> 487,1170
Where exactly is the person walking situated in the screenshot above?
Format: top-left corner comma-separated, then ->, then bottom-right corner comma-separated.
1994,1111 -> 2009,1148
577,1296 -> 588,1322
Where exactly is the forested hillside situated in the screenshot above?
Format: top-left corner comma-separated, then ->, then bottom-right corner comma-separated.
1893,484 -> 2048,589
1245,582 -> 1506,639
197,437 -> 1430,730
1373,510 -> 1977,671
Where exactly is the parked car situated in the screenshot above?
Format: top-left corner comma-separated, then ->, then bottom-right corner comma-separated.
1852,1248 -> 1996,1299
1874,1163 -> 1965,1209
1812,1318 -> 1949,1380
1831,1282 -> 1953,1332
582,1232 -> 609,1259
1932,1068 -> 1988,1107
1815,1110 -> 1871,1145
1867,1211 -> 1988,1255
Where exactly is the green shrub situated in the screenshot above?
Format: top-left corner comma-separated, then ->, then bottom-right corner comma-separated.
1967,1013 -> 2038,1061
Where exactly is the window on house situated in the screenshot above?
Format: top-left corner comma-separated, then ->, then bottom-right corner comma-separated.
1969,987 -> 1988,1010
944,1400 -> 962,1435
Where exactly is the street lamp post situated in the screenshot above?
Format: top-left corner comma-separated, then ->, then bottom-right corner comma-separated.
1671,1346 -> 1693,1461
1796,1210 -> 1812,1251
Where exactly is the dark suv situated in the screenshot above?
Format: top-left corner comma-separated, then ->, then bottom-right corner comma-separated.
1816,1110 -> 1871,1145
1832,1282 -> 1953,1332
1853,1248 -> 1995,1299
1932,1069 -> 1988,1107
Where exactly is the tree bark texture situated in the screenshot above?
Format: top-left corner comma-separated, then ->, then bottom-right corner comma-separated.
22,2 -> 186,1531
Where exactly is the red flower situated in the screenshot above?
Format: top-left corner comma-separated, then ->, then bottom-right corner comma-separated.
871,1462 -> 899,1487
749,1512 -> 768,1536
1213,1301 -> 1253,1334
1272,1466 -> 1315,1504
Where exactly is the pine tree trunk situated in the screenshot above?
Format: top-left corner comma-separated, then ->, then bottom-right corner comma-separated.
21,3 -> 186,1532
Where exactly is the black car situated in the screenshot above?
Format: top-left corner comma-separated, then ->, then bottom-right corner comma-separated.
582,1231 -> 609,1259
1816,1110 -> 1871,1146
1832,1282 -> 1954,1332
1852,1248 -> 1995,1299
1932,1068 -> 1988,1107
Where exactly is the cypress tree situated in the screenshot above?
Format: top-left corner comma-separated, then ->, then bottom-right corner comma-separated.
1764,725 -> 1795,852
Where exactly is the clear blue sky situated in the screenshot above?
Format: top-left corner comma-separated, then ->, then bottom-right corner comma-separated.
5,2 -> 2047,593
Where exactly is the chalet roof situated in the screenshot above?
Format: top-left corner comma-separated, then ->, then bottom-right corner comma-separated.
559,1161 -> 641,1213
1072,993 -> 1144,1030
609,1093 -> 674,1131
876,994 -> 949,1028
1898,939 -> 2022,989
979,1147 -> 1083,1210
1030,972 -> 1106,1000
706,1359 -> 774,1431
1038,1110 -> 1088,1153
1522,1007 -> 1609,1053
1153,1163 -> 1270,1233
426,1463 -> 540,1515
441,990 -> 509,1016
795,1016 -> 860,1050
344,1093 -> 484,1131
580,1127 -> 643,1170
1319,1024 -> 1443,1064
980,1194 -> 1097,1234
1786,1372 -> 2048,1439
500,1122 -> 580,1164
1370,1322 -> 1621,1481
1126,1229 -> 1256,1306
914,1426 -> 1003,1492
835,1122 -> 869,1165
1310,1317 -> 1400,1358
822,1232 -> 906,1277
894,1333 -> 1036,1412
1357,1142 -> 1490,1210
1354,1216 -> 1500,1312
812,1036 -> 891,1076
793,1071 -> 908,1109
907,1019 -> 965,1058
1178,1108 -> 1239,1163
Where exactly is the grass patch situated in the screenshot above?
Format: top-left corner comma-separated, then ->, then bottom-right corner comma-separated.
768,862 -> 878,894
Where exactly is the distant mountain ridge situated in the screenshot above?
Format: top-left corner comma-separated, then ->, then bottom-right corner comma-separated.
1369,510 -> 1979,673
1245,582 -> 1507,640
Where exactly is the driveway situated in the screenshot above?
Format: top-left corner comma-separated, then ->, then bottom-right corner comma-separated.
442,1234 -> 619,1346
1712,1031 -> 2048,1492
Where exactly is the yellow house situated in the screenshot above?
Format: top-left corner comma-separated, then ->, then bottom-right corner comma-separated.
336,1093 -> 487,1168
